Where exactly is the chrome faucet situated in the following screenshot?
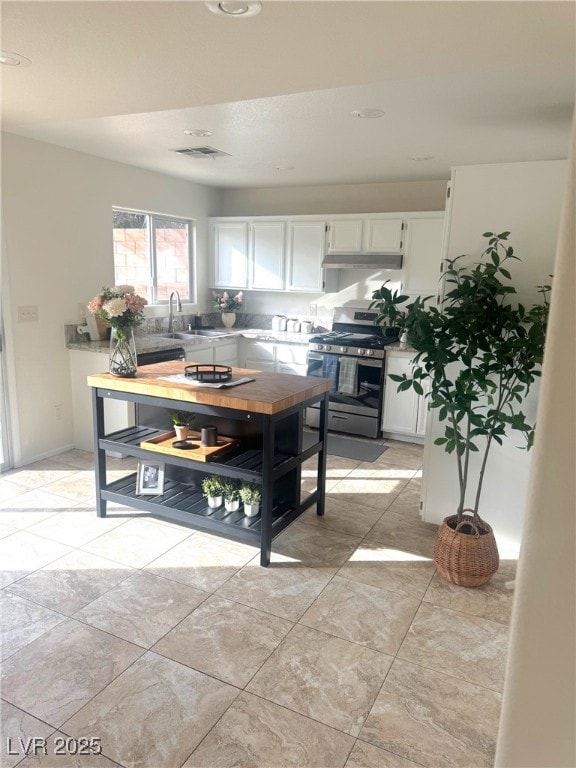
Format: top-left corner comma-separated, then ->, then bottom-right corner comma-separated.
168,290 -> 182,334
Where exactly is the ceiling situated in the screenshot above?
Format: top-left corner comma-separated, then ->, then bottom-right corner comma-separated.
1,1 -> 574,189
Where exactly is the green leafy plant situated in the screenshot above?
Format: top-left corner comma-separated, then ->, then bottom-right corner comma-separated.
221,478 -> 241,502
171,411 -> 194,427
201,476 -> 223,498
239,483 -> 262,505
369,280 -> 410,334
390,231 -> 551,526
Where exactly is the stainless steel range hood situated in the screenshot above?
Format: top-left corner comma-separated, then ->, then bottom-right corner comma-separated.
321,253 -> 403,270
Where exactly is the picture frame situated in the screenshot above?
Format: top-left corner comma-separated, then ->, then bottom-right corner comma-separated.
136,460 -> 165,495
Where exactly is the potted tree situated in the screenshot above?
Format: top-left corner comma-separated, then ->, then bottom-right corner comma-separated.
201,476 -> 223,509
369,280 -> 410,337
373,232 -> 550,586
221,478 -> 241,512
171,411 -> 194,441
239,483 -> 262,517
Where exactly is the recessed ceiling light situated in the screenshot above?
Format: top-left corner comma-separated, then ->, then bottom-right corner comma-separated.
0,50 -> 32,67
351,109 -> 385,119
409,156 -> 434,161
206,1 -> 262,17
183,129 -> 213,137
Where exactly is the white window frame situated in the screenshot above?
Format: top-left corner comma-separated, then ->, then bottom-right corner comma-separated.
112,207 -> 194,305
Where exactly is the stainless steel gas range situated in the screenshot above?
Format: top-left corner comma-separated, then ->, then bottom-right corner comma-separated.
305,306 -> 398,438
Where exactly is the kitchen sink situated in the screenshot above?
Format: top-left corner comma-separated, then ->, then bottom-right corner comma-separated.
158,330 -> 230,340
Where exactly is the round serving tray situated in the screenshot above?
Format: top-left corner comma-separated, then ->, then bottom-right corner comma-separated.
184,364 -> 232,383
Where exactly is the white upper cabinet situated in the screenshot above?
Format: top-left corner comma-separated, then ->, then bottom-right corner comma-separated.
364,216 -> 404,252
327,219 -> 363,253
211,219 -> 285,291
212,221 -> 249,289
402,213 -> 445,296
327,215 -> 404,254
250,220 -> 286,290
210,211 -> 444,295
287,220 -> 327,292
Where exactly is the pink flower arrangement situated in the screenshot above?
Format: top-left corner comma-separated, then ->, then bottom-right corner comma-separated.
87,285 -> 147,333
212,290 -> 243,313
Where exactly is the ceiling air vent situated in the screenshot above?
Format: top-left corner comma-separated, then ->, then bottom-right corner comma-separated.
171,146 -> 231,159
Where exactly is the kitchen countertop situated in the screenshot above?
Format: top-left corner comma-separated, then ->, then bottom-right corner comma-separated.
386,341 -> 418,354
67,329 -> 416,355
67,328 -> 315,354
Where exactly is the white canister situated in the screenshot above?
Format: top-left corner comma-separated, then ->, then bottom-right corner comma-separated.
300,320 -> 313,334
272,315 -> 287,331
286,319 -> 300,333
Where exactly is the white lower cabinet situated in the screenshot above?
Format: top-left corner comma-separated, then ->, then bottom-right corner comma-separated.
185,340 -> 239,367
214,341 -> 239,367
381,350 -> 428,442
184,345 -> 213,364
241,338 -> 308,375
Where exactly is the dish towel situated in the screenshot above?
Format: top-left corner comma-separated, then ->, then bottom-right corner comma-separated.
321,355 -> 338,382
337,357 -> 358,395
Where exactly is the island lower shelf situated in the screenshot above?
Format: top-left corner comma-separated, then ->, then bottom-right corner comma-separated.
102,471 -> 319,545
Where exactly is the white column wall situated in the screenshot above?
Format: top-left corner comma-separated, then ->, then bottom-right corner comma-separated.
495,127 -> 575,768
420,160 -> 568,550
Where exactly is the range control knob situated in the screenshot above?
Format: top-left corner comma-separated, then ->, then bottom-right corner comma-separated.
325,345 -> 332,351
317,344 -> 324,351
358,348 -> 366,356
366,349 -> 374,357
340,346 -> 348,353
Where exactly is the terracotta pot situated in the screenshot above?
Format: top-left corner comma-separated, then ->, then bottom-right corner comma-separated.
434,513 -> 499,587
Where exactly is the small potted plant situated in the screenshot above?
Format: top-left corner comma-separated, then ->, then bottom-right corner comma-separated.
171,411 -> 194,441
201,476 -> 224,509
221,478 -> 241,512
239,483 -> 262,518
369,279 -> 410,337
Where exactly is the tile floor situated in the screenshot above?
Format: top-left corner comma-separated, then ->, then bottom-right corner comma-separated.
0,441 -> 516,768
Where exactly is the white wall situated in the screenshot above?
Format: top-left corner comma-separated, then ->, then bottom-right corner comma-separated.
220,180 -> 447,216
421,160 -> 568,551
221,180 -> 448,316
1,134 -> 221,465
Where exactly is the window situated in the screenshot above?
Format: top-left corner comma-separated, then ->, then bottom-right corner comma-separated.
112,209 -> 192,303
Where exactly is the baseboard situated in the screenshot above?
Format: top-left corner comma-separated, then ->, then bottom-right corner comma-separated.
13,443 -> 76,468
381,431 -> 425,445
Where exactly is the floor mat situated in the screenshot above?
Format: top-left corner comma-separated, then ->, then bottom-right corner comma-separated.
303,431 -> 389,462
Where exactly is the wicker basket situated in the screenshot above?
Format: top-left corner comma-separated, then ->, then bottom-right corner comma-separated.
434,512 -> 499,587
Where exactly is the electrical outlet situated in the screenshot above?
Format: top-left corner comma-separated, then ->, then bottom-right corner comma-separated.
18,305 -> 39,323
309,303 -> 317,316
54,404 -> 63,420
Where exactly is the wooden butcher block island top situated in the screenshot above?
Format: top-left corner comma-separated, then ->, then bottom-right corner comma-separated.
87,360 -> 331,415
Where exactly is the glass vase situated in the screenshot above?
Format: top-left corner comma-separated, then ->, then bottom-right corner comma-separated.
221,312 -> 236,329
109,327 -> 137,377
